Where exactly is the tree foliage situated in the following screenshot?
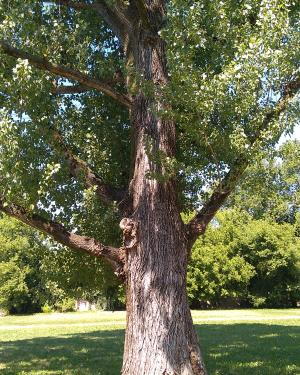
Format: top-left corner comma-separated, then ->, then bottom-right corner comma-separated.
236,217 -> 300,307
1,140 -> 299,312
0,1 -> 299,233
0,215 -> 121,314
0,1 -> 299,313
188,141 -> 300,309
229,140 -> 300,222
188,207 -> 300,308
0,3 -> 299,372
0,216 -> 47,313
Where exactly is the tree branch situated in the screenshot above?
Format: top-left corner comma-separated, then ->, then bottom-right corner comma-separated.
133,0 -> 152,29
51,84 -> 91,95
45,1 -> 132,43
249,76 -> 300,143
186,158 -> 248,245
186,75 -> 300,245
93,1 -> 132,40
51,70 -> 125,94
46,0 -> 92,10
0,200 -> 124,274
49,126 -> 125,203
0,40 -> 132,108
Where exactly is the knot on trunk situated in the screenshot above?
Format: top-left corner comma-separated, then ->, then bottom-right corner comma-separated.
190,348 -> 207,375
120,218 -> 138,250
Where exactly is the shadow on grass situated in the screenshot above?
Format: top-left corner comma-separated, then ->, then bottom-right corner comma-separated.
0,324 -> 299,374
197,324 -> 300,375
0,329 -> 124,375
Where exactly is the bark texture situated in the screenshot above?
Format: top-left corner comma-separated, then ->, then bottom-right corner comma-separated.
120,3 -> 207,373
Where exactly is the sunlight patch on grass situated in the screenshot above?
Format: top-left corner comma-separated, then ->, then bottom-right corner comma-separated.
259,333 -> 279,338
240,361 -> 264,368
0,310 -> 299,375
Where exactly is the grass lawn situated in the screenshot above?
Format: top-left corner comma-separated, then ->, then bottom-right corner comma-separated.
0,309 -> 299,374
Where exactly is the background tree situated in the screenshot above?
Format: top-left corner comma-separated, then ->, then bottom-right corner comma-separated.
41,239 -> 124,310
236,217 -> 300,307
0,1 -> 299,374
187,209 -> 256,309
0,215 -> 121,314
187,208 -> 300,309
188,142 -> 300,309
0,216 -> 46,314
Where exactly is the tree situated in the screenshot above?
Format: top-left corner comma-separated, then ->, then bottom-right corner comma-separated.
0,214 -> 121,314
0,216 -> 46,314
0,1 -> 299,374
187,210 -> 256,309
187,209 -> 300,309
41,238 -> 123,309
236,217 -> 300,307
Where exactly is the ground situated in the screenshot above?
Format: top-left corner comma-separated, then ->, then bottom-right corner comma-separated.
0,309 -> 299,375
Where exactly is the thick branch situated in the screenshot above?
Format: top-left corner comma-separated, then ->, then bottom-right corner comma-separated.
46,0 -> 131,43
52,70 -> 125,94
93,1 -> 132,39
0,40 -> 132,108
0,200 -> 124,273
133,0 -> 152,29
186,158 -> 248,244
186,76 -> 300,245
50,127 -> 125,203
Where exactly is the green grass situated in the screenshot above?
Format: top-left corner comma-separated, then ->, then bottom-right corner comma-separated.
0,310 -> 299,374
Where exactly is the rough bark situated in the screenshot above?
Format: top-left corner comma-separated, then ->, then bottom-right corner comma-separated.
120,3 -> 207,373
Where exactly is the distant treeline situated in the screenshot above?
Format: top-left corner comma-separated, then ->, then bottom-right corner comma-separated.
1,208 -> 299,314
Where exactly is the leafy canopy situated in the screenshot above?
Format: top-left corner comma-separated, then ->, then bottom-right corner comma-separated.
0,216 -> 46,313
0,1 -> 299,247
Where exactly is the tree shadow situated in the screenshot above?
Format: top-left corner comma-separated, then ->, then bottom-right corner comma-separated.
196,323 -> 300,375
0,329 -> 124,374
0,323 -> 299,374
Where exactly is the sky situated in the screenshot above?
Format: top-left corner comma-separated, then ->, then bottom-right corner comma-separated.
278,123 -> 300,145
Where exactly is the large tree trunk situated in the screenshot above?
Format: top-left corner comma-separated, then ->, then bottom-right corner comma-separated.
120,12 -> 207,374
122,201 -> 207,375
